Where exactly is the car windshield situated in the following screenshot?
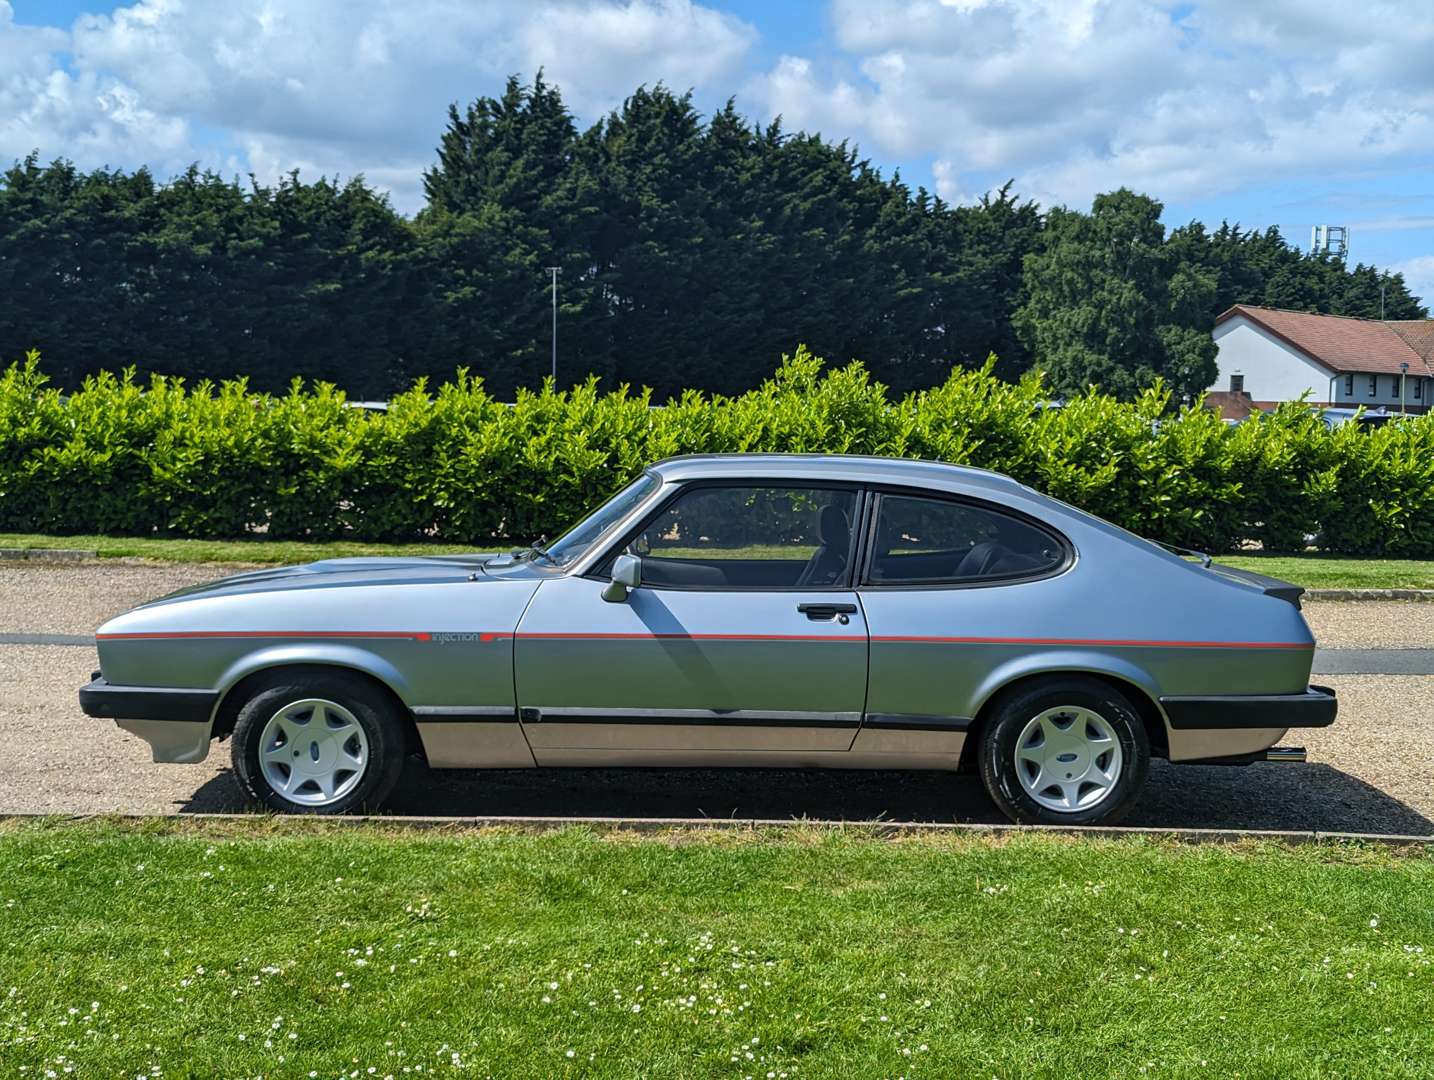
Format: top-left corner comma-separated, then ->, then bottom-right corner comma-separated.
542,472 -> 661,567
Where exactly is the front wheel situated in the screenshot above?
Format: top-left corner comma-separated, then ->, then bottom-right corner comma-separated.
231,670 -> 406,814
978,677 -> 1150,826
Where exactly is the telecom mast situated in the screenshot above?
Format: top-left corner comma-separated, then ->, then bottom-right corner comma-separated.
1310,224 -> 1349,259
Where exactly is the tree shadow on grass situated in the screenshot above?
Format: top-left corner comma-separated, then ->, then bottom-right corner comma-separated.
179,758 -> 1432,836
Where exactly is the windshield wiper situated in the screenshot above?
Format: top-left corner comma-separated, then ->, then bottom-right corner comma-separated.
517,535 -> 553,563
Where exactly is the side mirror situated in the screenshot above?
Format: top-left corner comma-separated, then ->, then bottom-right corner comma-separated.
601,553 -> 642,603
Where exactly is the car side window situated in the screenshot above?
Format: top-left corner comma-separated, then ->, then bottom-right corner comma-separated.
866,494 -> 1065,585
628,485 -> 858,589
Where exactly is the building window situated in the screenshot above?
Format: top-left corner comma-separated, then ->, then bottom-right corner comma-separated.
1229,374 -> 1244,393
1344,374 -> 1354,396
1369,375 -> 1378,397
1416,380 -> 1424,402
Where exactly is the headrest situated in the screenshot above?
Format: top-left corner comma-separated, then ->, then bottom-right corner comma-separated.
817,504 -> 850,547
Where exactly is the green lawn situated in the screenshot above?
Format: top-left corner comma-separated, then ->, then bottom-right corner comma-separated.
2,821 -> 1432,1078
0,531 -> 478,565
1218,554 -> 1434,590
2,531 -> 1433,588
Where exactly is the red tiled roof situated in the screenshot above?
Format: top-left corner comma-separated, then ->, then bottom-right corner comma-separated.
1215,305 -> 1434,376
1388,320 -> 1434,366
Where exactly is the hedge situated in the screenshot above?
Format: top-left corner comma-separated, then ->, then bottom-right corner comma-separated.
2,348 -> 1432,555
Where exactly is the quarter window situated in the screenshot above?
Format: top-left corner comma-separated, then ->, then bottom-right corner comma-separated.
627,485 -> 858,589
866,495 -> 1066,585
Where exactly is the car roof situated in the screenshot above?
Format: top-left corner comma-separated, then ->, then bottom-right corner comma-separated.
647,453 -> 1025,499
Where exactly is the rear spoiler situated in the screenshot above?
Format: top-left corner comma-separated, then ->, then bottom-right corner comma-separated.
1148,540 -> 1306,606
1202,563 -> 1306,608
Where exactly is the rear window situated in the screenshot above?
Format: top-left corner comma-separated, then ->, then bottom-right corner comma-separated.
866,494 -> 1067,584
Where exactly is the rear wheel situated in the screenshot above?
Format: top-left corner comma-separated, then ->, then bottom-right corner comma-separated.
231,670 -> 405,814
978,677 -> 1150,826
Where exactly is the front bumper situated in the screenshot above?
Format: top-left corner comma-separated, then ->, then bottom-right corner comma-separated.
79,675 -> 219,724
1159,684 -> 1338,730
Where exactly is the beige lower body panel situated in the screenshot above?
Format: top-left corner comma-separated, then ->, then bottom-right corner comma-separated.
1167,726 -> 1289,762
523,722 -> 855,753
421,718 -> 966,770
851,726 -> 966,757
416,722 -> 536,768
117,719 -> 212,764
530,748 -> 963,770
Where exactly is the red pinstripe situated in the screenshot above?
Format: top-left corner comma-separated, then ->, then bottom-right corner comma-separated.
867,635 -> 1312,649
95,630 -> 1312,650
512,631 -> 864,642
96,630 -> 433,642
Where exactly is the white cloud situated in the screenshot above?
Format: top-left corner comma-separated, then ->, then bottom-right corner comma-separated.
1391,255 -> 1434,308
4,0 -> 1433,239
0,0 -> 191,172
3,0 -> 756,211
752,0 -> 1434,211
1350,216 -> 1434,233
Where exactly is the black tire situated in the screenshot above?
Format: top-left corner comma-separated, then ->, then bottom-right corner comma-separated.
977,676 -> 1150,826
230,668 -> 406,814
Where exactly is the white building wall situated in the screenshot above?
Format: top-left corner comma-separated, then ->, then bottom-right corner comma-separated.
1210,317 -> 1337,404
1211,315 -> 1431,409
1332,369 -> 1423,408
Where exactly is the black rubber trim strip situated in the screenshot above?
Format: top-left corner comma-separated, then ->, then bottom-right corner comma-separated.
78,677 -> 218,723
411,706 -> 516,723
1160,686 -> 1337,730
527,707 -> 862,728
863,712 -> 973,732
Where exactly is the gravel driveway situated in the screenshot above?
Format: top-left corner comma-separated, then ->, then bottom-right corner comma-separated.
1,562 -> 1430,833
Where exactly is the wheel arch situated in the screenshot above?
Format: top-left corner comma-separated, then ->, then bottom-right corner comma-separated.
958,657 -> 1170,770
209,649 -> 423,760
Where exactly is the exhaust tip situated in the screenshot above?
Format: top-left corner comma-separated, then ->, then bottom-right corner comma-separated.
1264,746 -> 1307,764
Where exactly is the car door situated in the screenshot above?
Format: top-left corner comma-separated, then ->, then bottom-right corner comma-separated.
513,482 -> 869,757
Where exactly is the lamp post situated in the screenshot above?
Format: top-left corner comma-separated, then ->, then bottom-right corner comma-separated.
545,266 -> 560,384
1400,361 -> 1408,415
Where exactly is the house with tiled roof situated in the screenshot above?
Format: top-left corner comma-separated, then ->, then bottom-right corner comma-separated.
1207,305 -> 1434,419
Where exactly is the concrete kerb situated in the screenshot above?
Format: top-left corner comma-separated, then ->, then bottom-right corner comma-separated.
1305,589 -> 1434,602
0,548 -> 99,562
2,812 -> 1429,846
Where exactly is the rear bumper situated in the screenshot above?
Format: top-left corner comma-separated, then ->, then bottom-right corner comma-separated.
79,675 -> 219,724
1160,684 -> 1337,730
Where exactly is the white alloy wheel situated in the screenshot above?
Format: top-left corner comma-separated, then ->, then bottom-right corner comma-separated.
1013,705 -> 1124,813
257,698 -> 370,807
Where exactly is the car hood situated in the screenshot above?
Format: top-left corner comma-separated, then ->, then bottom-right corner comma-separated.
142,553 -> 541,608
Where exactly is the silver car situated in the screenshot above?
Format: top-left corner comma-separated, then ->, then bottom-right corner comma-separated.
79,454 -> 1336,824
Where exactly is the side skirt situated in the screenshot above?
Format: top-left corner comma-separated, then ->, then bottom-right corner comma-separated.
529,748 -> 965,771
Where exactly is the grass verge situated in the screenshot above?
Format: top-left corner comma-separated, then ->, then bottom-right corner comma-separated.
1,820 -> 1431,1078
3,532 -> 1434,588
0,532 -> 477,565
1218,554 -> 1434,590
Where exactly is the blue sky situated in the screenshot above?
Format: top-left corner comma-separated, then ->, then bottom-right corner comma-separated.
3,0 -> 1432,303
